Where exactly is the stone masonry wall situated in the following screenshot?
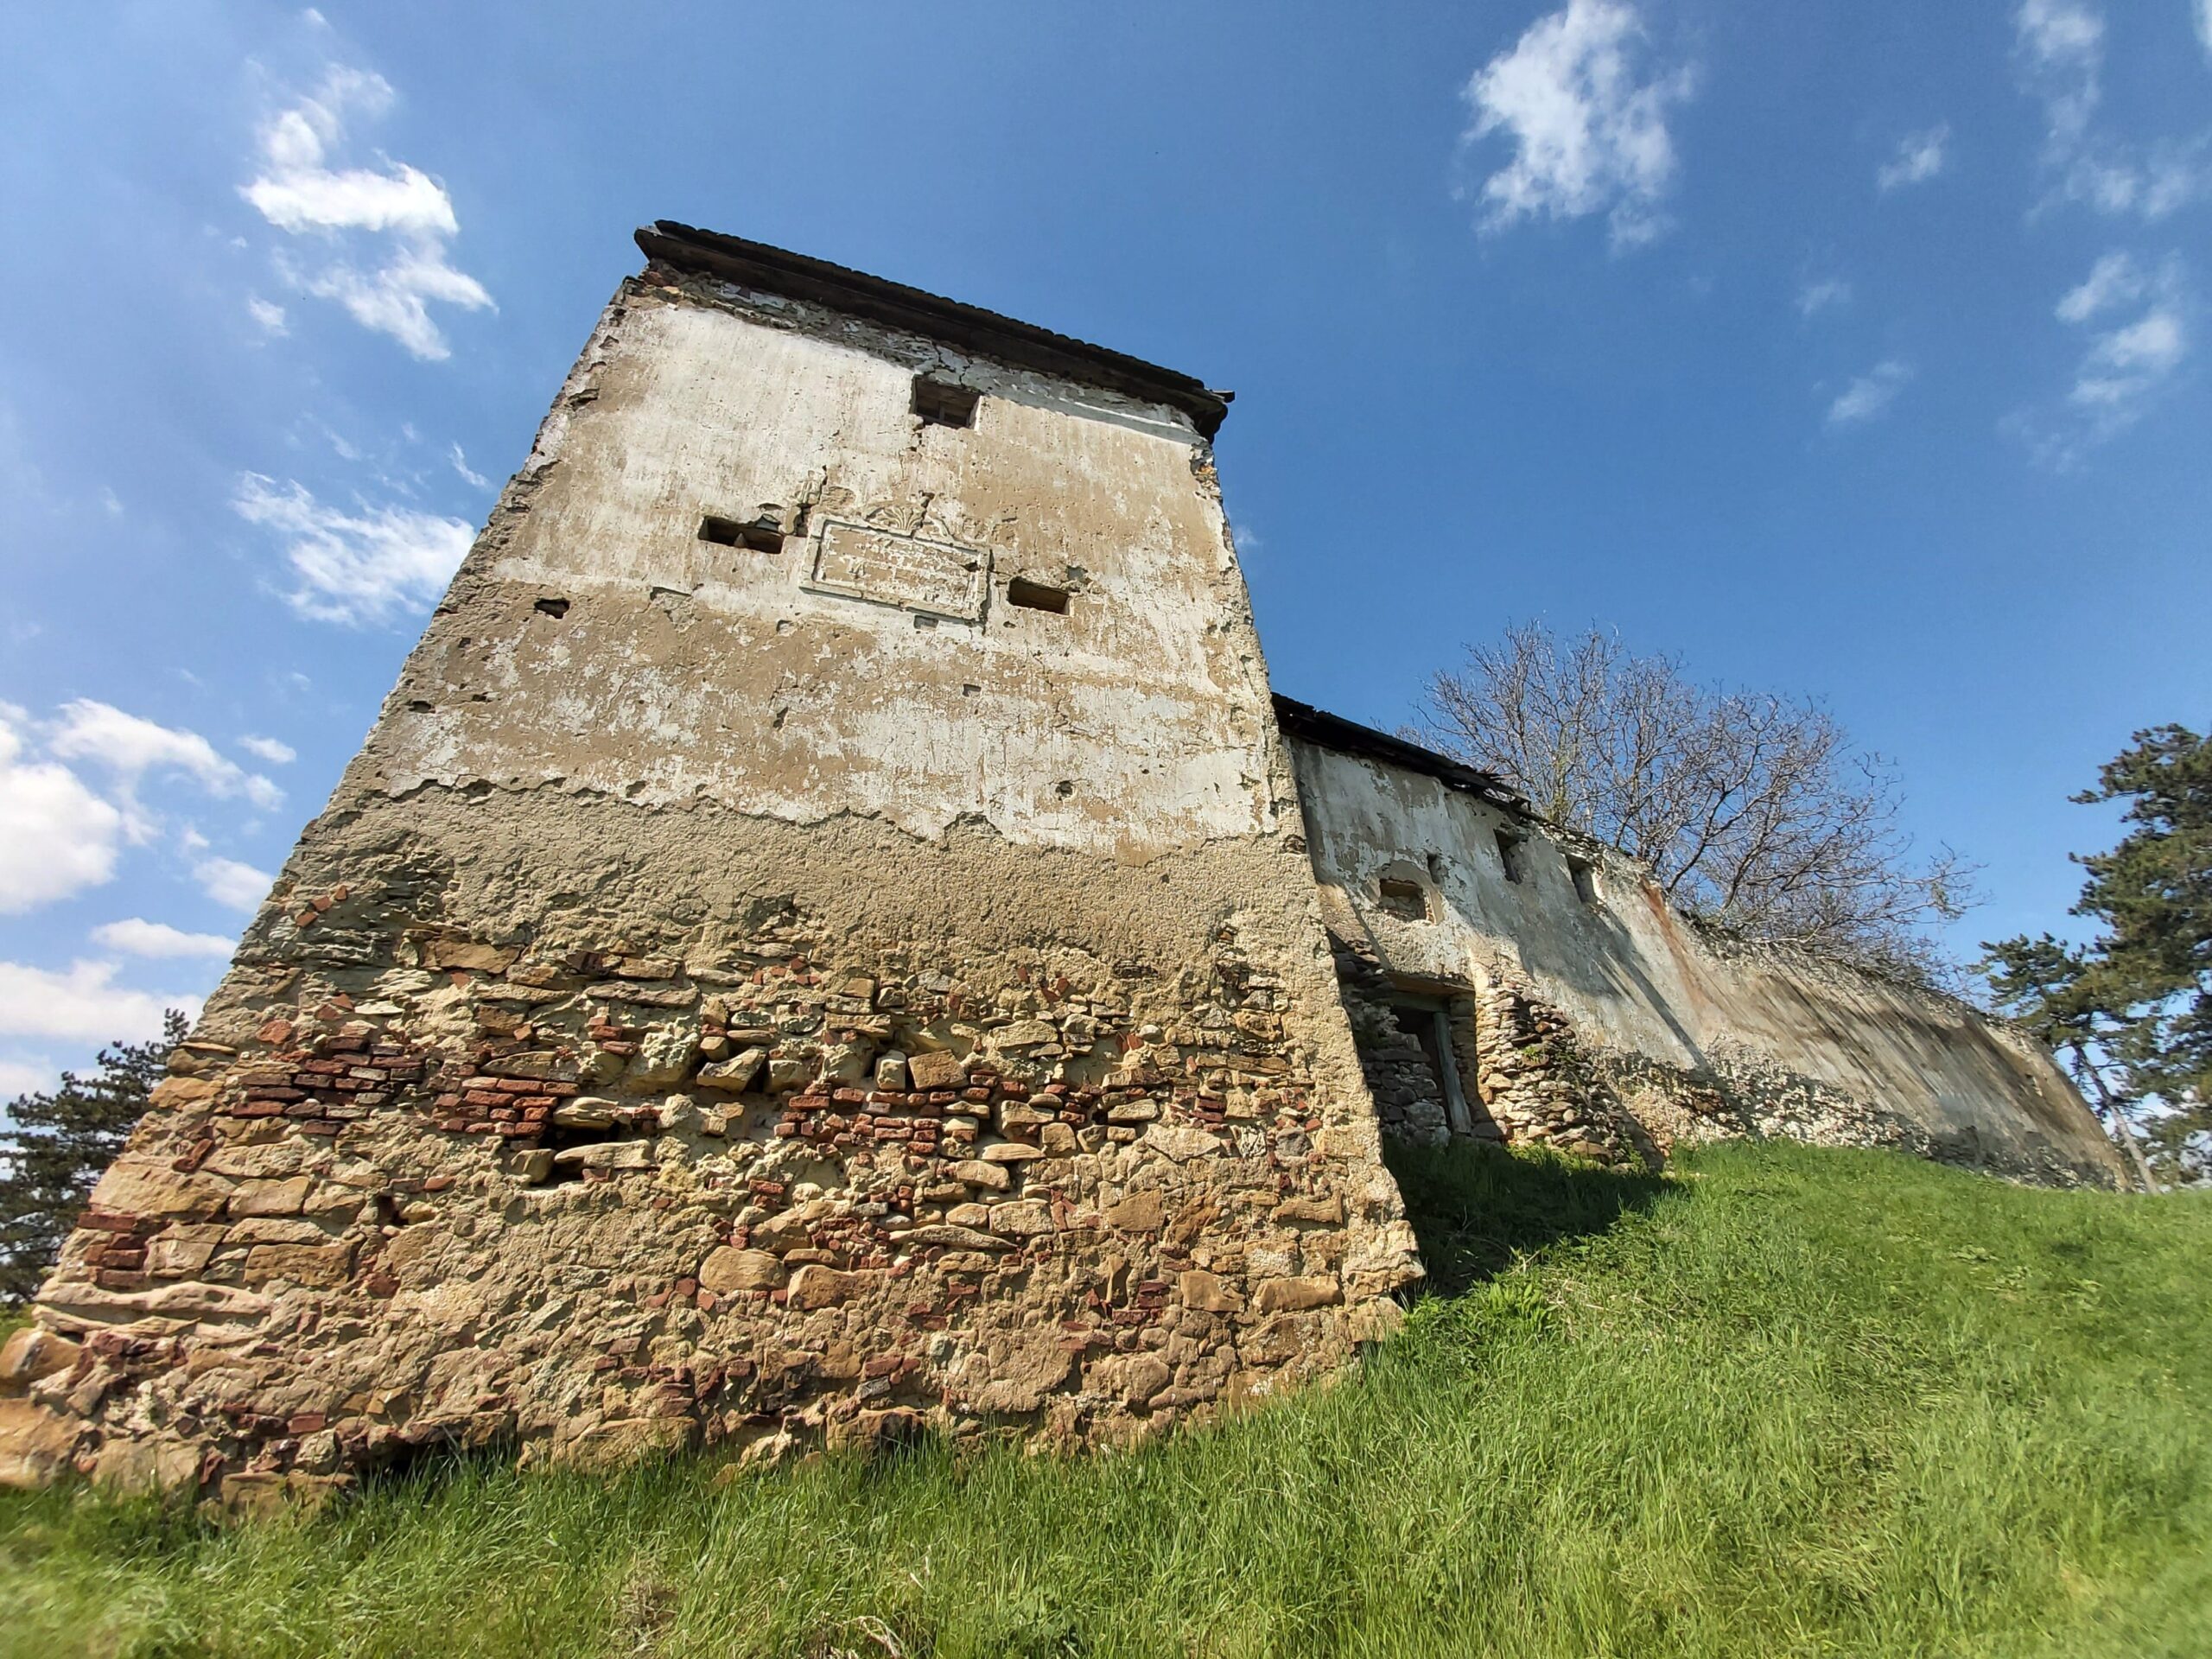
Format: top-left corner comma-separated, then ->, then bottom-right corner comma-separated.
0,243 -> 1425,1500
3,802 -> 1418,1503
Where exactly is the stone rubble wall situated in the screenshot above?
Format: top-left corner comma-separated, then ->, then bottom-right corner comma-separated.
3,802 -> 1418,1503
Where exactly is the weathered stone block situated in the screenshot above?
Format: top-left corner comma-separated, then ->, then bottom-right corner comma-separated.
906,1051 -> 964,1090
0,1328 -> 79,1393
696,1048 -> 766,1092
1252,1274 -> 1340,1313
699,1247 -> 785,1294
243,1241 -> 358,1288
988,1201 -> 1054,1238
230,1177 -> 312,1217
785,1264 -> 856,1309
947,1160 -> 1011,1192
1178,1270 -> 1243,1313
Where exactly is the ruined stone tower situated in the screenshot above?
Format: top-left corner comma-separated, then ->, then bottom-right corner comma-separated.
0,225 -> 2126,1498
0,225 -> 1420,1497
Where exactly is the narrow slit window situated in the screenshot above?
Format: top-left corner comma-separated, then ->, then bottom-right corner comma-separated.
698,515 -> 783,554
1568,856 -> 1602,906
1377,878 -> 1429,921
912,378 -> 980,429
1495,830 -> 1527,885
1007,577 -> 1070,614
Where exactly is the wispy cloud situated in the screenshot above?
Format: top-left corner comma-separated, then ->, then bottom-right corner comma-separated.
194,856 -> 274,913
247,295 -> 289,335
449,442 -> 489,489
2199,0 -> 2212,61
238,734 -> 297,766
2012,2 -> 2211,218
2055,250 -> 2146,321
1457,0 -> 1697,251
242,65 -> 493,359
1827,359 -> 1915,425
1877,124 -> 1949,192
91,918 -> 238,960
1796,276 -> 1853,317
48,699 -> 284,827
2012,251 -> 2191,466
233,473 -> 473,626
0,959 -> 201,1043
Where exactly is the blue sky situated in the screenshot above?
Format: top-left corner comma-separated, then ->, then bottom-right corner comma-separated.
2,1 -> 2207,1096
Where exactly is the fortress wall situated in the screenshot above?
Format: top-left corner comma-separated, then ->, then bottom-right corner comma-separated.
0,257 -> 1418,1499
1286,735 -> 2128,1189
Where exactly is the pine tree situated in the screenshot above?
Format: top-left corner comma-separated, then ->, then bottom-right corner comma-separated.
0,1010 -> 186,1304
1983,724 -> 2211,1185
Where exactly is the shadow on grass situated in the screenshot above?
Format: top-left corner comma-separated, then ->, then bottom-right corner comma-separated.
1385,1138 -> 1669,1298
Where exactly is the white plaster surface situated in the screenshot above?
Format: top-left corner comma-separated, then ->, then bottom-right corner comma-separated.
1287,737 -> 2127,1181
366,296 -> 1280,860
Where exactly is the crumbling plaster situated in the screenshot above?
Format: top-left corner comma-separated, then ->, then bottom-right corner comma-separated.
368,283 -> 1282,860
1287,737 -> 2127,1186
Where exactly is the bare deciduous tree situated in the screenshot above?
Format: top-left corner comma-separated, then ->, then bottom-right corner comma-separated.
1414,622 -> 1977,981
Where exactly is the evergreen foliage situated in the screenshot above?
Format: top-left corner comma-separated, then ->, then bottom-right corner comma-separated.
1984,724 -> 2211,1183
0,1012 -> 186,1305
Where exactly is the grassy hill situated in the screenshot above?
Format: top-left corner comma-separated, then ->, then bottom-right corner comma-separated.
3,1140 -> 2207,1658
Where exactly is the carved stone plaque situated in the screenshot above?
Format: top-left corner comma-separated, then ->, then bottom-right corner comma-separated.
804,519 -> 988,621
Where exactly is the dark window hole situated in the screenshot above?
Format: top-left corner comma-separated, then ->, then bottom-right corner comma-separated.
912,378 -> 979,429
1495,830 -> 1527,885
699,515 -> 784,554
539,1119 -> 641,1186
534,597 -> 569,619
1007,577 -> 1070,614
1568,856 -> 1602,906
1378,878 -> 1428,921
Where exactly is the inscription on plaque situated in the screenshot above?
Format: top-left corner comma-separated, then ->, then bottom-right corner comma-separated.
804,519 -> 989,620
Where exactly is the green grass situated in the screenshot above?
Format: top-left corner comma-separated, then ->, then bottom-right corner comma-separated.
4,1141 -> 2208,1658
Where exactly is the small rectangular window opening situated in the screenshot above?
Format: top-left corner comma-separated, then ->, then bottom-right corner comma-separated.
1495,830 -> 1527,885
1568,856 -> 1602,906
1007,577 -> 1070,615
1377,878 -> 1428,921
698,515 -> 784,554
912,378 -> 980,429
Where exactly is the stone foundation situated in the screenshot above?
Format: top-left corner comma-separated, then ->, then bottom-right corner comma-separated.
3,798 -> 1418,1502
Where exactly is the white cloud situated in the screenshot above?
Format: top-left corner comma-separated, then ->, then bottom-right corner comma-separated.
91,918 -> 238,960
1796,276 -> 1853,317
2056,251 -> 2145,321
0,1056 -> 56,1099
0,706 -> 124,913
247,295 -> 289,335
238,734 -> 297,766
1878,124 -> 1949,192
1827,359 -> 1915,425
0,959 -> 200,1044
48,699 -> 283,824
449,442 -> 489,489
194,856 -> 274,912
233,473 -> 472,626
2199,0 -> 2212,60
1459,0 -> 1697,251
2015,252 -> 2191,464
242,66 -> 492,359
2013,3 -> 2210,218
